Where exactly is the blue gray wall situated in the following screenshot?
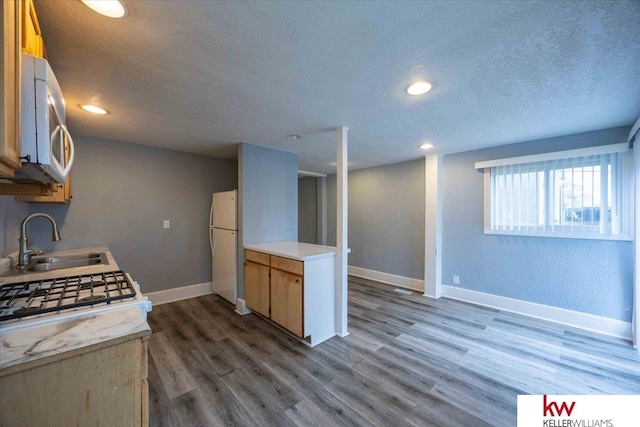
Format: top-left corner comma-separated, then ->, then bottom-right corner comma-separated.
326,159 -> 426,280
2,136 -> 238,293
0,196 -> 30,257
238,143 -> 298,298
442,126 -> 633,322
298,177 -> 318,244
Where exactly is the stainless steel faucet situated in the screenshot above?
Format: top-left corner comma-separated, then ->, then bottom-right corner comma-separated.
18,213 -> 61,268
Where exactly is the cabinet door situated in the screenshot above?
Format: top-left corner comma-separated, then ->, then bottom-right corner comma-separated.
244,261 -> 270,318
0,337 -> 146,426
0,0 -> 22,176
270,269 -> 303,337
22,0 -> 45,58
15,177 -> 69,203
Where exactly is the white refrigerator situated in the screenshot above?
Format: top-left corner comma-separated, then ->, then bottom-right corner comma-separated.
209,190 -> 238,305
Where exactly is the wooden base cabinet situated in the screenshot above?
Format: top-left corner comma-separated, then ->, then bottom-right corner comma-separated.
0,335 -> 149,426
270,268 -> 303,337
244,248 -> 336,346
244,253 -> 270,318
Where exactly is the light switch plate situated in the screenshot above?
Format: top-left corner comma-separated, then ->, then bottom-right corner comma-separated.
163,220 -> 170,229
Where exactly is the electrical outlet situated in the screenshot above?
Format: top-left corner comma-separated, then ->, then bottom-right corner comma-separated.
163,220 -> 170,229
453,275 -> 460,285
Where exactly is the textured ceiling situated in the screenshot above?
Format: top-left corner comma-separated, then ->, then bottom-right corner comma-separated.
34,0 -> 640,174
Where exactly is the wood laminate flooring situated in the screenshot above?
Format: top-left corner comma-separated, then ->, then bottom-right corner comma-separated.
147,277 -> 640,426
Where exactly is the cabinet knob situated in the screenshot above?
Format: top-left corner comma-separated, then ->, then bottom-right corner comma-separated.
295,279 -> 300,283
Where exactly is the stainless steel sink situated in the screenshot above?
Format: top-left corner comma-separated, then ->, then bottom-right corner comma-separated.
27,252 -> 108,272
0,252 -> 110,277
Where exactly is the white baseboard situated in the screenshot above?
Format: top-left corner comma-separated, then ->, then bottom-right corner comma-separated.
346,265 -> 631,341
146,282 -> 213,306
235,298 -> 252,315
442,285 -> 632,341
348,265 -> 424,293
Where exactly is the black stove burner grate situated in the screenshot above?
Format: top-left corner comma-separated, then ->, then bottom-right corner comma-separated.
0,270 -> 136,321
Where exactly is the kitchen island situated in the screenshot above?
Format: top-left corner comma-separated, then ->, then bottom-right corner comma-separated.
244,241 -> 337,346
0,246 -> 152,426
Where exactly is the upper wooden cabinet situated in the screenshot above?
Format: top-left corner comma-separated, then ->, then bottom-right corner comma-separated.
21,0 -> 44,58
16,134 -> 72,203
16,173 -> 71,203
0,0 -> 22,177
1,0 -> 71,201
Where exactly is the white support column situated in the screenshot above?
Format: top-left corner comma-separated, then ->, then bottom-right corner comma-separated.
317,177 -> 327,245
634,142 -> 639,351
424,154 -> 443,298
627,115 -> 640,352
336,126 -> 349,337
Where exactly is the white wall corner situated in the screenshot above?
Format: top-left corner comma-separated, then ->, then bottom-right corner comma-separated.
423,285 -> 443,299
145,282 -> 213,306
442,285 -> 632,341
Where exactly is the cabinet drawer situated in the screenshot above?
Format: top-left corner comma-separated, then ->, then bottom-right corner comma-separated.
271,256 -> 303,276
246,250 -> 270,266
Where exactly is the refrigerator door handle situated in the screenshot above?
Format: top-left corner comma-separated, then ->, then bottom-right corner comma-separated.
209,228 -> 215,256
209,196 -> 215,227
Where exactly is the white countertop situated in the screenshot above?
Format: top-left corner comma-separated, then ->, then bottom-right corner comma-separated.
245,241 -> 340,261
0,306 -> 151,373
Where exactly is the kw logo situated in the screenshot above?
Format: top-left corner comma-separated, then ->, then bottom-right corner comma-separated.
543,395 -> 576,417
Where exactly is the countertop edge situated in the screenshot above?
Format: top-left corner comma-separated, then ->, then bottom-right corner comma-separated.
0,306 -> 151,375
244,242 -> 337,261
0,328 -> 151,377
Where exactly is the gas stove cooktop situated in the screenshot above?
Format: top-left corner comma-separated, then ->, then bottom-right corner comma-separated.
0,270 -> 137,322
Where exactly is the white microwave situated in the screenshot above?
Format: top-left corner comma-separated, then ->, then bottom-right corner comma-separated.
18,53 -> 74,185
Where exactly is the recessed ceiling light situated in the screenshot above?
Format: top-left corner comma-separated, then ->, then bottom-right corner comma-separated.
286,134 -> 301,140
420,143 -> 434,150
81,0 -> 127,18
81,104 -> 108,115
407,81 -> 432,96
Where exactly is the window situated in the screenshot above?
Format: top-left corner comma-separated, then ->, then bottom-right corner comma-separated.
475,143 -> 633,240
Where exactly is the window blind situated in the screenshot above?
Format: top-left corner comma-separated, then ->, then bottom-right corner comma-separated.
478,143 -> 633,240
